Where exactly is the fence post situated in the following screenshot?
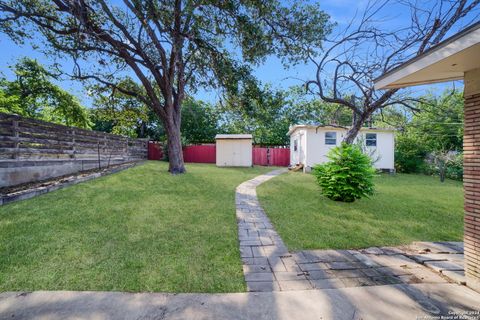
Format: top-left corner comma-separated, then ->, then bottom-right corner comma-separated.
72,129 -> 76,160
97,141 -> 101,169
126,137 -> 129,160
12,119 -> 19,160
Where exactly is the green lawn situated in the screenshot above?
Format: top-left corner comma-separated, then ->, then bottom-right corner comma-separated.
0,162 -> 272,293
257,172 -> 463,251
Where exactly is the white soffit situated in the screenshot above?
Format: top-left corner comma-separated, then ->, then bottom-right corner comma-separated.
374,23 -> 480,89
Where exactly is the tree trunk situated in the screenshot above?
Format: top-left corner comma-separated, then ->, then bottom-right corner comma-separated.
165,118 -> 186,174
343,114 -> 365,144
439,163 -> 446,183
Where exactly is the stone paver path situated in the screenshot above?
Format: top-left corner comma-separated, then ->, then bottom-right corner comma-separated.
236,170 -> 467,292
236,168 -> 305,292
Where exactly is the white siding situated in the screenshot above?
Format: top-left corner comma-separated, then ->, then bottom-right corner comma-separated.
365,131 -> 395,170
290,129 -> 306,165
216,139 -> 252,167
289,127 -> 395,170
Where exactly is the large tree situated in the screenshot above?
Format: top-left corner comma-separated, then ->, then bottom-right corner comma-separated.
307,0 -> 479,143
0,1 -> 331,173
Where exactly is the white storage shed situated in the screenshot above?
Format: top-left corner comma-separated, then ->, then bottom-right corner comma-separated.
215,134 -> 253,167
288,125 -> 395,172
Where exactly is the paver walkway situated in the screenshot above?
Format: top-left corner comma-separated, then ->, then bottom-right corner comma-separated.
235,168 -> 296,292
236,170 -> 467,292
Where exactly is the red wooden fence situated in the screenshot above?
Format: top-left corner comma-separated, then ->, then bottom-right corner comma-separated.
148,141 -> 163,160
183,144 -> 216,163
252,147 -> 290,167
147,141 -> 290,166
253,147 -> 268,166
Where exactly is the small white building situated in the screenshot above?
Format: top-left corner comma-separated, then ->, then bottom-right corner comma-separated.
215,134 -> 253,167
288,125 -> 395,172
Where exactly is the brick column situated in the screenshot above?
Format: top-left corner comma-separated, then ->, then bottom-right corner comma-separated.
464,68 -> 480,292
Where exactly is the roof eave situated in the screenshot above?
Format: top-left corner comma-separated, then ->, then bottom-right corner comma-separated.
374,21 -> 480,89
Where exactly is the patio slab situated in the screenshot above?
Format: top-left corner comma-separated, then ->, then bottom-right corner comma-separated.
1,283 -> 479,320
424,260 -> 464,273
442,270 -> 467,285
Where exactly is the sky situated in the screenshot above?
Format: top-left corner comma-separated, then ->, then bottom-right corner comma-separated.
0,0 -> 472,108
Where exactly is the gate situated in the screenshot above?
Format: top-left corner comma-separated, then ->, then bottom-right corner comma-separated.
253,147 -> 290,166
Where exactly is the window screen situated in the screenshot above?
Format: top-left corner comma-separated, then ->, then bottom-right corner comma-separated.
365,133 -> 377,146
325,132 -> 336,145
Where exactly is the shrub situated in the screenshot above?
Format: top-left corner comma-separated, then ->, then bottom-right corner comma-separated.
312,143 -> 376,202
446,154 -> 463,181
424,152 -> 463,181
394,134 -> 428,173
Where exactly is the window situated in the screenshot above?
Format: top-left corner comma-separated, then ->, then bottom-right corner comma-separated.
365,133 -> 377,146
294,139 -> 298,151
325,132 -> 336,145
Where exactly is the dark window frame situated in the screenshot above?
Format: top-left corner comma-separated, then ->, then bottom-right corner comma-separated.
365,133 -> 377,147
325,132 -> 337,145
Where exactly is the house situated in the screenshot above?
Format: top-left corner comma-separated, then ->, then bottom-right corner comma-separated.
374,22 -> 480,291
288,125 -> 395,172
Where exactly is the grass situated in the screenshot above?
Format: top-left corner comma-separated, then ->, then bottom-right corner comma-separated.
257,172 -> 463,251
0,161 -> 273,293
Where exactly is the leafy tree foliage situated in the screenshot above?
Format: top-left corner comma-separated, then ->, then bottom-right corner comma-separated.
405,91 -> 463,152
219,84 -> 290,145
89,79 -> 163,139
394,134 -> 429,173
0,58 -> 90,128
375,89 -> 464,179
181,98 -> 218,144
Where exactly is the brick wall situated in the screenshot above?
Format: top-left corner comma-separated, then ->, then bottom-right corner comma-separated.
463,92 -> 480,292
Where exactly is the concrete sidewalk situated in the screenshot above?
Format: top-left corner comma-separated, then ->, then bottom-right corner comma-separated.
1,283 -> 479,320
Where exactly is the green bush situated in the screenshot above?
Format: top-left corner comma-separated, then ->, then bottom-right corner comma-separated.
445,154 -> 463,181
394,134 -> 428,173
424,153 -> 463,181
312,143 -> 376,202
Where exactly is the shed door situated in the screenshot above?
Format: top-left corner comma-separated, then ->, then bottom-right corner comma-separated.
223,140 -> 234,166
230,141 -> 239,166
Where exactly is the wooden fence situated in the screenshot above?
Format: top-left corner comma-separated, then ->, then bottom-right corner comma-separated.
0,112 -> 147,188
147,143 -> 290,167
148,141 -> 163,160
252,146 -> 290,167
183,144 -> 216,163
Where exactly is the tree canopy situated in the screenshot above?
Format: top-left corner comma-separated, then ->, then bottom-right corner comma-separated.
0,57 -> 91,128
0,0 -> 332,173
89,78 -> 163,138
